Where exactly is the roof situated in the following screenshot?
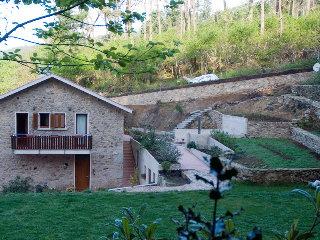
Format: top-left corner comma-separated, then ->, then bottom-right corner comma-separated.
0,74 -> 132,113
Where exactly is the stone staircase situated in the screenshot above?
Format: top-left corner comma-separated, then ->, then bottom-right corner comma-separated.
283,85 -> 320,118
122,137 -> 136,187
175,107 -> 213,129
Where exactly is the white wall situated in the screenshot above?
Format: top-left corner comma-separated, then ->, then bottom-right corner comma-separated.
221,114 -> 248,137
174,129 -> 213,144
131,139 -> 161,185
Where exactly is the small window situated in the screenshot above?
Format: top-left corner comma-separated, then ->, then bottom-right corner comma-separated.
39,113 -> 50,128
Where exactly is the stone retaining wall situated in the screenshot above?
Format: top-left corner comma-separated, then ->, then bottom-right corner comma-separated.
111,71 -> 312,105
235,163 -> 320,183
247,121 -> 292,138
291,127 -> 320,154
292,85 -> 320,101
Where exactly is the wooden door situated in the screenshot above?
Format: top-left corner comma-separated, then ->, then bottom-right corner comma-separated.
75,154 -> 90,191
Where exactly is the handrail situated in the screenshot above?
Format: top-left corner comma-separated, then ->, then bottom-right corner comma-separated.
11,135 -> 93,150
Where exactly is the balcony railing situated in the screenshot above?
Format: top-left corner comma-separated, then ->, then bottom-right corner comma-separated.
11,135 -> 92,150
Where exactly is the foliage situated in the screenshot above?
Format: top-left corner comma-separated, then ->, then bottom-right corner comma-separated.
161,161 -> 172,173
186,141 -> 197,149
130,129 -> 181,164
108,204 -> 161,240
129,168 -> 139,187
2,176 -> 33,194
304,73 -> 320,85
201,146 -> 222,158
175,103 -> 184,114
211,131 -> 238,151
297,111 -> 320,131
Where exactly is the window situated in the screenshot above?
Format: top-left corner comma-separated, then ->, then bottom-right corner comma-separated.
39,113 -> 50,128
37,113 -> 65,129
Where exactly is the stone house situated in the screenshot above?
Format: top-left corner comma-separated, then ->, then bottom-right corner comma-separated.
0,74 -> 132,191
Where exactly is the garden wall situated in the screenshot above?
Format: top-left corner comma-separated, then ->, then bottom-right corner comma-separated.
111,71 -> 312,105
291,127 -> 320,154
131,139 -> 161,185
235,163 -> 320,183
247,121 -> 292,138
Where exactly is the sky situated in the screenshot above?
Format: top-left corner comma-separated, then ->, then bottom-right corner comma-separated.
0,0 -> 247,50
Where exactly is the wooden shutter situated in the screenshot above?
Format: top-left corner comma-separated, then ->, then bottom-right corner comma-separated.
50,114 -> 55,129
32,113 -> 38,130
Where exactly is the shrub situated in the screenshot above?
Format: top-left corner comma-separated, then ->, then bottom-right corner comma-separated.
186,141 -> 197,149
131,129 -> 181,164
2,176 -> 33,193
174,103 -> 184,114
297,110 -> 320,131
161,161 -> 172,173
304,72 -> 320,85
211,131 -> 238,151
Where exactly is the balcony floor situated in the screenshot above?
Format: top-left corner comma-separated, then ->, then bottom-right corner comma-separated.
13,149 -> 91,155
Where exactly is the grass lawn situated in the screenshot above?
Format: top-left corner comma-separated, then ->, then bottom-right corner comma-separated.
0,183 -> 317,239
234,138 -> 320,169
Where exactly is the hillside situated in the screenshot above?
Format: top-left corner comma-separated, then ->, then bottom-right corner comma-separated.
0,5 -> 319,96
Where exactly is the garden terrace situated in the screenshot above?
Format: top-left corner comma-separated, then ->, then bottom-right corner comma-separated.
234,138 -> 320,169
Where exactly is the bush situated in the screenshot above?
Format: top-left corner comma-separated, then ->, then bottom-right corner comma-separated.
2,176 -> 33,193
211,131 -> 238,151
186,141 -> 197,149
131,129 -> 181,164
174,103 -> 184,114
297,110 -> 320,131
304,72 -> 320,85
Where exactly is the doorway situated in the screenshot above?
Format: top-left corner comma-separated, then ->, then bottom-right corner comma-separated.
16,113 -> 28,135
75,154 -> 90,191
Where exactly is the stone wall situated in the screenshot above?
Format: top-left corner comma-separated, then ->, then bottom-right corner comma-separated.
247,121 -> 292,138
291,127 -> 320,154
291,85 -> 320,101
235,163 -> 320,183
111,71 -> 312,105
0,79 -> 125,190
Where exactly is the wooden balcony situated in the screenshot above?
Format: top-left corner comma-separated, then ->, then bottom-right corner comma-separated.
11,135 -> 92,155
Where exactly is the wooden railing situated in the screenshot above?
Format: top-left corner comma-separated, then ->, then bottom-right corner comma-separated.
11,135 -> 92,150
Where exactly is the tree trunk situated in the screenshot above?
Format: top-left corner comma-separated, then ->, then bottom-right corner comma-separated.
157,0 -> 162,34
279,0 -> 283,35
125,0 -> 132,38
148,0 -> 153,40
260,0 -> 265,35
187,0 -> 191,32
291,0 -> 296,17
306,0 -> 311,14
180,4 -> 185,36
223,0 -> 227,11
191,0 -> 197,32
143,0 -> 147,40
248,0 -> 254,21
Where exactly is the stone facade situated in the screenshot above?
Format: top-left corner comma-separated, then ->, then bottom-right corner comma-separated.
111,72 -> 312,105
247,121 -> 292,138
291,85 -> 320,101
0,78 -> 125,190
291,127 -> 320,154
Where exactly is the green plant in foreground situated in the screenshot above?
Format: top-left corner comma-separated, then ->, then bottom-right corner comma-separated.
108,204 -> 161,240
211,131 -> 238,151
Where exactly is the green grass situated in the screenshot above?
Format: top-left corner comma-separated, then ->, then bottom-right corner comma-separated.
235,138 -> 320,169
0,183 -> 316,239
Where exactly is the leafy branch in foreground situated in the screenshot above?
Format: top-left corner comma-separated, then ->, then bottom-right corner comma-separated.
0,0 -> 183,74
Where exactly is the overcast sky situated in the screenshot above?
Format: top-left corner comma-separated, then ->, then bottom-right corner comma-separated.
0,0 -> 247,50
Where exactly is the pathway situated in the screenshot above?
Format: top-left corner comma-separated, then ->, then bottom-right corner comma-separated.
176,144 -> 210,172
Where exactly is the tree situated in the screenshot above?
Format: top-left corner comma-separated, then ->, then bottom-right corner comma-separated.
260,0 -> 265,35
0,0 -> 183,74
248,0 -> 254,21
